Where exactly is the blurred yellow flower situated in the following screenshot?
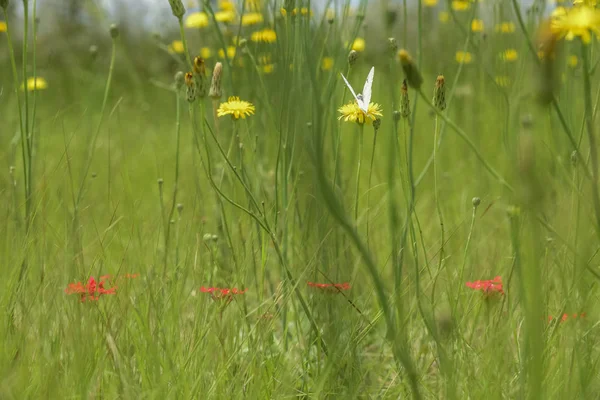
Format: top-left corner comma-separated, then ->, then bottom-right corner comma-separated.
0,21 -> 6,32
261,64 -> 275,74
185,12 -> 209,28
495,21 -> 516,33
219,0 -> 236,12
351,37 -> 365,52
200,47 -> 212,59
218,46 -> 237,59
423,0 -> 438,7
241,12 -> 264,25
501,49 -> 518,62
455,51 -> 473,64
321,57 -> 334,70
568,54 -> 579,67
169,40 -> 185,54
439,11 -> 450,23
338,101 -> 383,125
452,1 -> 470,11
251,28 -> 277,43
551,5 -> 600,44
244,0 -> 262,11
215,10 -> 236,23
217,96 -> 255,119
495,75 -> 510,87
471,19 -> 484,32
21,77 -> 48,91
292,7 -> 313,16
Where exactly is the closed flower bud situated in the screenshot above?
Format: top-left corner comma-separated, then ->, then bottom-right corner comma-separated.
348,50 -> 358,66
433,75 -> 446,110
168,0 -> 186,19
393,110 -> 401,121
400,79 -> 411,118
193,57 -> 208,98
185,72 -> 197,103
472,197 -> 481,207
326,8 -> 335,24
398,49 -> 423,89
109,24 -> 119,39
388,37 -> 398,54
209,62 -> 223,99
174,71 -> 185,89
373,118 -> 382,131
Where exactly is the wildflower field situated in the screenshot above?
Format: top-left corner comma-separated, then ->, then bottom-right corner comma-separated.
2,0 -> 600,398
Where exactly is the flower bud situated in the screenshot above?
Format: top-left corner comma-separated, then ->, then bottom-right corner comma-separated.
193,57 -> 208,98
388,37 -> 398,54
348,50 -> 358,66
185,72 -> 197,103
174,71 -> 185,89
433,75 -> 446,111
472,197 -> 481,207
209,62 -> 223,99
398,49 -> 423,89
109,24 -> 119,39
168,0 -> 186,19
373,118 -> 381,132
326,8 -> 335,24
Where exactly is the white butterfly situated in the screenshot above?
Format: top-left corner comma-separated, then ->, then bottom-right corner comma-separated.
340,66 -> 374,113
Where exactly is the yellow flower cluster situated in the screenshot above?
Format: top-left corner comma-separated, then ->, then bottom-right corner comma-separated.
251,28 -> 277,43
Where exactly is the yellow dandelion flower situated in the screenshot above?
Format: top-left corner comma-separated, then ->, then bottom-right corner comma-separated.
219,0 -> 236,12
471,19 -> 484,32
217,96 -> 255,119
21,77 -> 48,91
169,40 -> 185,54
568,54 -> 579,67
551,5 -> 600,44
495,21 -> 516,33
218,46 -> 237,59
439,11 -> 450,23
501,49 -> 518,62
261,64 -> 275,74
321,57 -> 334,70
185,12 -> 209,28
455,51 -> 473,64
351,37 -> 366,52
241,12 -> 264,25
200,47 -> 212,59
338,102 -> 383,125
251,28 -> 277,43
424,0 -> 438,7
0,21 -> 7,32
291,7 -> 313,16
452,1 -> 470,11
215,10 -> 236,23
495,75 -> 510,87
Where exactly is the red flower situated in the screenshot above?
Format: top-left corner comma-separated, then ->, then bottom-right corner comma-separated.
65,276 -> 117,302
548,312 -> 586,323
307,281 -> 351,292
465,276 -> 504,295
200,286 -> 247,301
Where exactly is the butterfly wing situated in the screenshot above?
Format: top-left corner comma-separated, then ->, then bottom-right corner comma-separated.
360,67 -> 375,112
340,73 -> 360,104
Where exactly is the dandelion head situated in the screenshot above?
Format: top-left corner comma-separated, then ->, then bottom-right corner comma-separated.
321,57 -> 334,71
218,46 -> 237,59
551,5 -> 600,44
501,48 -> 519,62
21,77 -> 48,91
0,21 -> 6,32
185,12 -> 209,28
471,19 -> 484,32
200,47 -> 212,59
338,101 -> 383,125
169,40 -> 185,54
351,37 -> 366,52
423,0 -> 438,7
241,12 -> 264,26
251,28 -> 277,43
215,10 -> 236,23
219,0 -> 236,12
452,0 -> 470,11
217,96 -> 256,119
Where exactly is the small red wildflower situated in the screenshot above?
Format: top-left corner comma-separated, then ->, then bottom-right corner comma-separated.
65,276 -> 117,302
307,281 -> 351,292
200,286 -> 247,302
548,313 -> 586,323
465,276 -> 504,295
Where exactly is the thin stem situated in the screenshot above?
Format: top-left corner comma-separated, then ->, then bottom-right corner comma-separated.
354,125 -> 364,222
433,114 -> 445,285
366,126 -> 378,247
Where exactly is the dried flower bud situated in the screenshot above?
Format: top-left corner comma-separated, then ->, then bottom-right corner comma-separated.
168,0 -> 186,19
400,79 -> 410,119
193,57 -> 208,98
373,118 -> 381,132
174,71 -> 185,89
398,49 -> 423,89
209,62 -> 223,99
185,72 -> 197,103
109,24 -> 119,39
388,37 -> 398,54
433,75 -> 446,111
348,50 -> 358,66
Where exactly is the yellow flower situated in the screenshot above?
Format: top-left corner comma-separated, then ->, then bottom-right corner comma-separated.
244,0 -> 262,11
261,64 -> 275,74
321,57 -> 334,70
351,37 -> 365,52
219,0 -> 236,12
495,21 -> 516,33
501,49 -> 518,62
215,10 -> 236,23
574,0 -> 597,6
471,19 -> 484,32
291,7 -> 313,16
439,11 -> 450,23
169,40 -> 185,54
494,75 -> 510,87
423,0 -> 438,7
0,21 -> 7,32
200,47 -> 212,59
217,96 -> 255,119
251,28 -> 277,43
568,54 -> 579,67
551,5 -> 600,44
455,51 -> 473,64
241,12 -> 264,25
21,77 -> 48,91
338,101 -> 383,125
218,46 -> 237,59
185,12 -> 209,28
452,1 -> 470,11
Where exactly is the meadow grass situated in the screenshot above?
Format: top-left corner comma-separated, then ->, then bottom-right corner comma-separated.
2,0 -> 600,398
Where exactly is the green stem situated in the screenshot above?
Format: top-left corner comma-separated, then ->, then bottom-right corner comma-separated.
433,114 -> 445,285
366,126 -> 378,247
354,124 -> 364,222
